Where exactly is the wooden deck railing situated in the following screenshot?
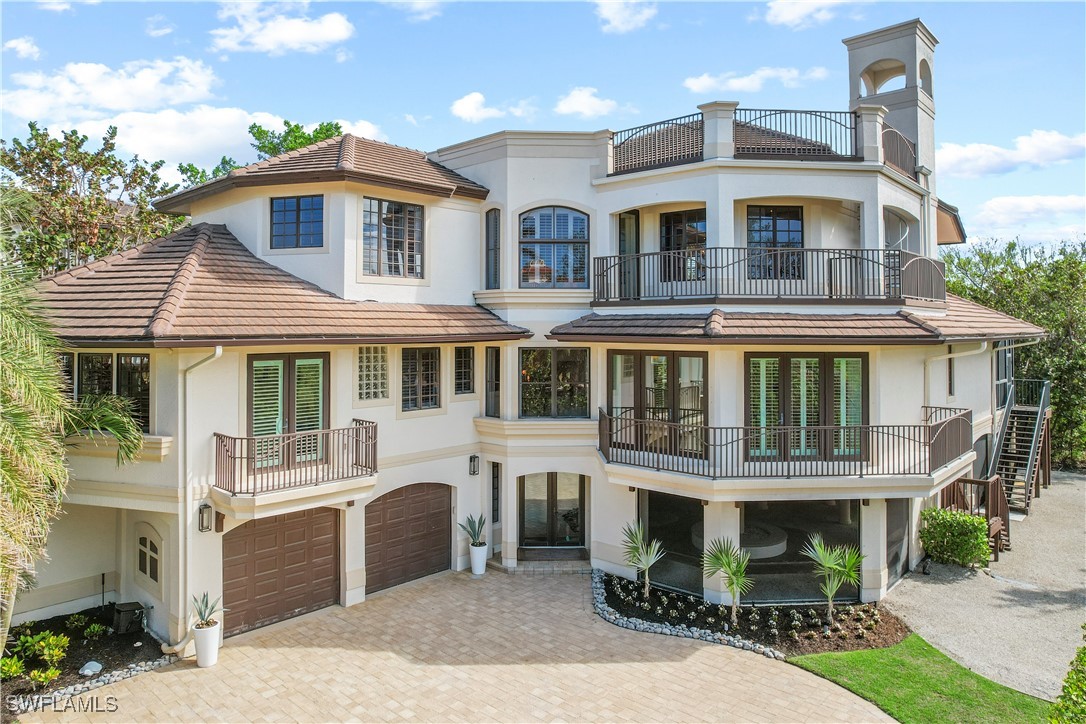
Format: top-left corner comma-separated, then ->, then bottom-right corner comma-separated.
214,420 -> 377,495
598,407 -> 971,479
592,248 -> 946,304
940,475 -> 1010,555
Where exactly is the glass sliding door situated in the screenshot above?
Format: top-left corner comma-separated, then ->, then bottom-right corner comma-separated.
607,350 -> 707,457
639,490 -> 704,594
518,473 -> 586,559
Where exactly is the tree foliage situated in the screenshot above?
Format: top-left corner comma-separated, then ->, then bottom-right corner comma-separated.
942,240 -> 1086,467
0,188 -> 144,643
0,123 -> 184,276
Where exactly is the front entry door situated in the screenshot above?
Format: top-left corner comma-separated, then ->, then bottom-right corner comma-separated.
519,473 -> 585,559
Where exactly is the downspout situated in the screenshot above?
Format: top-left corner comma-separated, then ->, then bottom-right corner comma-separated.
923,341 -> 987,407
162,346 -> 222,654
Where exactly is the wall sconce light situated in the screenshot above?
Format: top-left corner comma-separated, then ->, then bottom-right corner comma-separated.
198,504 -> 213,532
468,455 -> 480,476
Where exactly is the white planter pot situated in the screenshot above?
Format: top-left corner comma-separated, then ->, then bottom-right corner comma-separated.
469,543 -> 487,575
193,621 -> 221,668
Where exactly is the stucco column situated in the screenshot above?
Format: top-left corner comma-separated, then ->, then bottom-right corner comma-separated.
855,104 -> 887,163
502,471 -> 518,569
698,101 -> 740,160
859,498 -> 888,602
702,501 -> 742,604
592,129 -> 614,179
343,503 -> 367,606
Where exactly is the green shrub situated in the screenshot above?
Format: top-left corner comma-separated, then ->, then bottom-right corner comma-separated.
0,656 -> 26,680
65,613 -> 88,632
12,632 -> 49,660
919,507 -> 990,568
1050,623 -> 1086,723
40,633 -> 70,667
27,666 -> 61,690
84,623 -> 108,641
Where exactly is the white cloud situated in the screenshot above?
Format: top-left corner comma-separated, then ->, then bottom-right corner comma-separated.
970,195 -> 1086,242
145,15 -> 176,38
404,114 -> 419,127
684,66 -> 828,93
334,48 -> 352,63
553,87 -> 622,119
382,1 -> 444,22
3,37 -> 41,61
508,98 -> 538,120
937,130 -> 1086,179
335,119 -> 383,140
210,2 -> 355,55
450,92 -> 507,123
763,1 -> 851,30
37,1 -> 71,11
3,57 -> 218,121
594,1 -> 657,34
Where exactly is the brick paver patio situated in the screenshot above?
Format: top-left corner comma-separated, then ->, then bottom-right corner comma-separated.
27,572 -> 889,722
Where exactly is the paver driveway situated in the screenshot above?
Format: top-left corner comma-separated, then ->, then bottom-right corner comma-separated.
28,572 -> 889,723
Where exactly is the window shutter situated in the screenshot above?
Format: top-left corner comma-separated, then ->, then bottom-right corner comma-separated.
748,357 -> 780,456
833,357 -> 863,455
790,357 -> 820,456
293,357 -> 325,462
251,360 -> 285,468
485,209 -> 501,290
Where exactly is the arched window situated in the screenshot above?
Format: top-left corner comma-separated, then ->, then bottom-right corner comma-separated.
135,522 -> 163,596
860,59 -> 906,96
518,207 -> 589,289
919,59 -> 933,97
884,208 -> 920,255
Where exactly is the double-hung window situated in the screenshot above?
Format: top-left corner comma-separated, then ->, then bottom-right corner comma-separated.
519,207 -> 589,288
363,198 -> 424,278
747,205 -> 803,280
519,348 -> 589,418
402,348 -> 440,411
271,195 -> 324,249
61,352 -> 151,432
660,209 -> 707,282
746,353 -> 866,460
454,347 -> 474,394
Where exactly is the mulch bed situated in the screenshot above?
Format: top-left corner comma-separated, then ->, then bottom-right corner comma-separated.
4,603 -> 164,700
603,573 -> 909,656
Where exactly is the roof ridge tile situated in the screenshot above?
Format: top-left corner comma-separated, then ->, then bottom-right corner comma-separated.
145,224 -> 213,338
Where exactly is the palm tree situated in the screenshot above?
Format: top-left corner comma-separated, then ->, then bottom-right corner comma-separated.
800,533 -> 864,625
0,187 -> 144,642
621,521 -> 665,599
702,537 -> 753,627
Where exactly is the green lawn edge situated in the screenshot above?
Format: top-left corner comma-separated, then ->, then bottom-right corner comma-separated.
790,633 -> 1051,723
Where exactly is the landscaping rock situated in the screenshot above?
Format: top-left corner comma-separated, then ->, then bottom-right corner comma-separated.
79,661 -> 103,676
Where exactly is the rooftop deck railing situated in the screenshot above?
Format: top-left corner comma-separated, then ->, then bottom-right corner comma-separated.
734,109 -> 859,160
593,248 -> 946,304
214,420 -> 377,495
598,407 -> 972,480
882,124 -> 918,179
612,113 -> 704,174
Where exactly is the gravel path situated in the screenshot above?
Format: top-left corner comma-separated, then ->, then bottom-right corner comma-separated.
885,470 -> 1086,700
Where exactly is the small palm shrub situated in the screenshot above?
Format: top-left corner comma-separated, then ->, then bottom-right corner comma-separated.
919,507 -> 990,568
621,521 -> 665,599
801,533 -> 864,625
702,537 -> 753,627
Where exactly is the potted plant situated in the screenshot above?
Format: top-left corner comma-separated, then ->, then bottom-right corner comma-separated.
191,593 -> 226,668
459,514 -> 487,575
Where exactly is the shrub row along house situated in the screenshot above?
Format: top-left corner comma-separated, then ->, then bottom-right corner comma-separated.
15,19 -> 1051,644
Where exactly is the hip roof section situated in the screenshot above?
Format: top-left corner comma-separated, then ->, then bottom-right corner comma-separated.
38,223 -> 530,347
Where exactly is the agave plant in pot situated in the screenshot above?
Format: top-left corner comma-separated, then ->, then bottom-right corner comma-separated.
459,514 -> 488,575
191,593 -> 227,668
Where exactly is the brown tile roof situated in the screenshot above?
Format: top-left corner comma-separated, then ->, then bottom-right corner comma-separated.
155,135 -> 489,214
548,296 -> 1043,344
38,223 -> 530,347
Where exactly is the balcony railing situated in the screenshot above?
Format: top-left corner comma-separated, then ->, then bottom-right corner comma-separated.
612,113 -> 704,174
214,420 -> 377,495
882,124 -> 918,180
593,248 -> 946,304
734,109 -> 858,160
598,407 -> 972,480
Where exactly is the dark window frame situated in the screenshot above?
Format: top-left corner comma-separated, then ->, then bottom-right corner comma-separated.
484,347 -> 501,418
518,206 -> 590,290
995,344 -> 1013,409
490,461 -> 501,524
659,208 -> 707,283
485,208 -> 501,290
68,352 -> 151,433
746,205 -> 804,280
271,195 -> 325,249
518,347 -> 590,419
401,347 -> 441,411
362,196 -> 425,279
605,350 -> 709,422
454,347 -> 475,395
247,352 -> 331,436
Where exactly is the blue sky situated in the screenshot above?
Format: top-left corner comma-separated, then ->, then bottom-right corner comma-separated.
2,1 -> 1084,243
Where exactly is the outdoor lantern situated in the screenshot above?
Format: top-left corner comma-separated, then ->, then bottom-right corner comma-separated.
198,503 -> 213,532
469,455 -> 480,476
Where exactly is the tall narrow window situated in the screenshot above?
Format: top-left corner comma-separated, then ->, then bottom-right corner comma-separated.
519,348 -> 589,418
485,347 -> 500,418
402,348 -> 440,411
117,354 -> 151,432
59,352 -> 74,398
271,195 -> 324,249
747,205 -> 803,280
362,198 -> 425,278
519,207 -> 589,288
995,344 -> 1012,409
490,462 -> 501,524
660,208 -> 707,282
358,346 -> 389,401
485,209 -> 501,290
947,345 -> 955,398
454,347 -> 474,394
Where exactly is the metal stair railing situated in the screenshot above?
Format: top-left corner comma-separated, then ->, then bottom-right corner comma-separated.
1021,380 -> 1052,498
988,381 -> 1015,479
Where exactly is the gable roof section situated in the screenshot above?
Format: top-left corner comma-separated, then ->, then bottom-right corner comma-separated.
38,223 -> 530,347
547,296 -> 1042,345
155,135 -> 489,214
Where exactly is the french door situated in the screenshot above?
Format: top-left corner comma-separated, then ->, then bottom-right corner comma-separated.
249,353 -> 329,469
607,350 -> 707,456
519,473 -> 585,557
617,210 -> 640,300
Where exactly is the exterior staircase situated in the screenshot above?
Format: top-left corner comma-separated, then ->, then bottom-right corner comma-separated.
990,379 -> 1052,514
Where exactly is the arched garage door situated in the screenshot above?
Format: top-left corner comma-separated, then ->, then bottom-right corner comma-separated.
222,508 -> 339,636
365,483 -> 451,594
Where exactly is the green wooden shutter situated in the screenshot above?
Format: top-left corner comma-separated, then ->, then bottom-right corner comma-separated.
252,360 -> 285,468
790,357 -> 820,456
749,357 -> 780,457
293,357 -> 325,462
833,357 -> 863,455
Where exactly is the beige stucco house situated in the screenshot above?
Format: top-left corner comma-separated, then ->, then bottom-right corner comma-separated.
15,19 -> 1050,648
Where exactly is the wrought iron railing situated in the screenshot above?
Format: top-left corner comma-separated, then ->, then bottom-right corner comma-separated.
593,248 -> 945,303
214,420 -> 377,495
612,113 -> 704,174
734,109 -> 858,159
882,124 -> 918,179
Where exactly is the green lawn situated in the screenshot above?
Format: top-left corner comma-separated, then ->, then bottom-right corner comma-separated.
791,634 -> 1051,723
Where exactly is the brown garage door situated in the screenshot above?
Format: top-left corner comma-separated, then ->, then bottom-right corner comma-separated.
222,508 -> 339,636
365,483 -> 451,594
